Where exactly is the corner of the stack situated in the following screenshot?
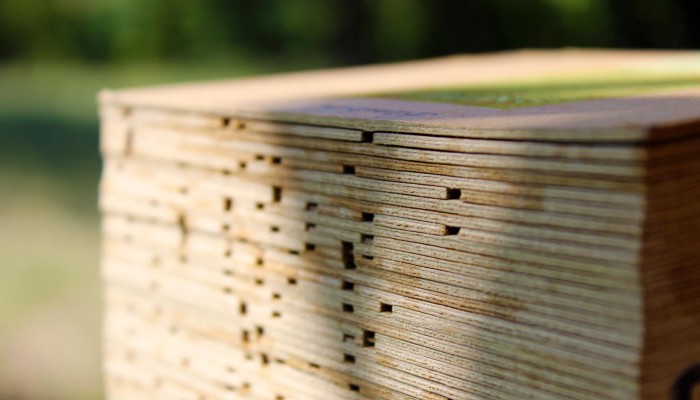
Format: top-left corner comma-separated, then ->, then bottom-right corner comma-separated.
639,126 -> 700,399
97,89 -> 115,400
97,89 -> 137,400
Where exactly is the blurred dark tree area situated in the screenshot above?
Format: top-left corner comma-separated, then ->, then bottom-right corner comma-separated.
0,0 -> 698,66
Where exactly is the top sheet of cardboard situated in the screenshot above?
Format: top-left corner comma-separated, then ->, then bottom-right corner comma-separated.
100,49 -> 700,142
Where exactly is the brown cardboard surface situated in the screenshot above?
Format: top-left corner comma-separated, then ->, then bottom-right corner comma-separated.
100,49 -> 700,141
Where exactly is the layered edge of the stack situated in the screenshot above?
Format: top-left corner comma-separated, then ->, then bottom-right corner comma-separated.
97,99 -> 700,400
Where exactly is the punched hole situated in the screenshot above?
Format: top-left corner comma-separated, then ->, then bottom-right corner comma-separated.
342,303 -> 354,313
240,302 -> 247,315
261,353 -> 269,365
305,243 -> 316,251
287,277 -> 297,285
344,354 -> 356,364
361,212 -> 374,222
349,383 -> 360,392
272,292 -> 281,300
361,131 -> 374,143
272,186 -> 282,202
305,222 -> 317,232
341,280 -> 355,291
671,362 -> 700,400
255,202 -> 265,210
256,326 -> 264,337
270,225 -> 280,233
306,202 -> 319,212
361,234 -> 374,244
271,156 -> 282,165
271,311 -> 281,318
255,154 -> 265,161
343,165 -> 355,174
446,188 -> 462,199
254,278 -> 264,286
309,362 -> 320,369
342,241 -> 356,270
177,213 -> 187,239
446,226 -> 461,235
362,330 -> 375,347
380,303 -> 393,313
223,197 -> 233,211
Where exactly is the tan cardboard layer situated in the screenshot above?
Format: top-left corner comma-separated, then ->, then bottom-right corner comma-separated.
100,50 -> 700,142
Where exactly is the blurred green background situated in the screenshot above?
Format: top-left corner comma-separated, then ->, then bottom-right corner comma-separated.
1,1 -> 698,399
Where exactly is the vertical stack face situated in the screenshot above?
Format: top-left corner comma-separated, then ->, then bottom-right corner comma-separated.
99,104 -> 660,400
640,135 -> 700,400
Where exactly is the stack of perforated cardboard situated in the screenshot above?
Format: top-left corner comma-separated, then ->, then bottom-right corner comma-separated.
99,50 -> 700,400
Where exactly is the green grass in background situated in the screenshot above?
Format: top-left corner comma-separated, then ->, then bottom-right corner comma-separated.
0,59 -> 328,120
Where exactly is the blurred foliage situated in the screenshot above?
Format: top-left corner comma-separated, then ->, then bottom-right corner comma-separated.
0,0 -> 698,66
